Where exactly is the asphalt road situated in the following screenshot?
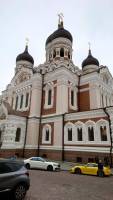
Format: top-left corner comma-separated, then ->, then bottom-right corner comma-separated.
25,170 -> 113,200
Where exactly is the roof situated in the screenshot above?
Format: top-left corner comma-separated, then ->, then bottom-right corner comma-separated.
46,22 -> 73,45
16,45 -> 34,65
3,101 -> 29,117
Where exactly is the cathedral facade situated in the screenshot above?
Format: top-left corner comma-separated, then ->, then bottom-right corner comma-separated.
0,18 -> 113,164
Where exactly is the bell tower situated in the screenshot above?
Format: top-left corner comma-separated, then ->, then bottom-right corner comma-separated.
45,14 -> 73,64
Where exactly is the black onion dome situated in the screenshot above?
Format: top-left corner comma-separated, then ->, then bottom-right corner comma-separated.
82,49 -> 99,68
46,22 -> 73,45
16,45 -> 34,64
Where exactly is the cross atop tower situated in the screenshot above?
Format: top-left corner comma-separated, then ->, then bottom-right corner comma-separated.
88,42 -> 91,50
25,38 -> 29,46
58,13 -> 64,28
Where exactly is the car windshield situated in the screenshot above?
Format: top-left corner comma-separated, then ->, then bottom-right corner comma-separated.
30,157 -> 46,162
86,163 -> 98,167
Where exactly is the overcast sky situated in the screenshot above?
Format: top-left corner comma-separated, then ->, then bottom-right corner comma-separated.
0,0 -> 113,93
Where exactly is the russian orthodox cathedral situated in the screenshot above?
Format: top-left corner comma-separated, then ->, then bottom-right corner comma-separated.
0,16 -> 113,164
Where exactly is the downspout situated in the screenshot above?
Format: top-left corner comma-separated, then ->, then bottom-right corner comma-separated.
97,68 -> 112,166
22,89 -> 32,158
37,70 -> 44,156
77,75 -> 81,112
62,113 -> 65,161
103,108 -> 112,167
22,116 -> 28,158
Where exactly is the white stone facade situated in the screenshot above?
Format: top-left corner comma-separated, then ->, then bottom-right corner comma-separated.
0,20 -> 113,164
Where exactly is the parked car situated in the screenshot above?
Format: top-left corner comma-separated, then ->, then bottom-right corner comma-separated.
70,162 -> 111,176
24,157 -> 60,171
0,158 -> 30,200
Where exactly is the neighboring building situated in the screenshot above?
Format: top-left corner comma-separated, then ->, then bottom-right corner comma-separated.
0,17 -> 113,164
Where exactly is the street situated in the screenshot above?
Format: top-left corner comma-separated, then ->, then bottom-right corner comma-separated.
25,170 -> 113,200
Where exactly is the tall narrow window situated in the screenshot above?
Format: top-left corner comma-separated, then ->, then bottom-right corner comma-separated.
102,94 -> 104,107
48,89 -> 52,105
68,51 -> 70,59
25,93 -> 29,107
0,130 -> 2,147
68,128 -> 72,141
77,128 -> 82,141
88,127 -> 94,141
71,90 -> 74,106
15,96 -> 18,110
53,49 -> 56,58
15,128 -> 21,142
100,126 -> 107,141
60,48 -> 64,57
106,96 -> 107,107
20,94 -> 23,109
0,130 -> 2,141
45,129 -> 49,141
11,97 -> 14,108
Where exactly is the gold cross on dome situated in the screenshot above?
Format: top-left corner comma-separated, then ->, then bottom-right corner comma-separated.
25,38 -> 29,46
88,42 -> 91,50
58,13 -> 64,24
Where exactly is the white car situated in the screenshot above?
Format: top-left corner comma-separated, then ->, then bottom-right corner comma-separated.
24,157 -> 60,171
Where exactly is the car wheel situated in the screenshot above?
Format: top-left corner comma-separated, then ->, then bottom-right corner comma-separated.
75,168 -> 81,174
12,183 -> 27,200
47,165 -> 53,171
97,171 -> 104,177
25,163 -> 30,169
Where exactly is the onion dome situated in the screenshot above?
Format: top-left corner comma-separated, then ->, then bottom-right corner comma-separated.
82,49 -> 99,69
46,21 -> 73,46
16,45 -> 34,65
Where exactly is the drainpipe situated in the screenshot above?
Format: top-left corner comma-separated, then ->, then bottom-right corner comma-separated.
97,68 -> 113,166
37,70 -> 44,156
22,116 -> 28,158
103,108 -> 112,167
22,89 -> 32,158
77,75 -> 81,112
62,113 -> 65,161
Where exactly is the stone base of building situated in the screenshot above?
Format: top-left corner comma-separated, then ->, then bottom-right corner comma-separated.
0,149 -> 24,158
0,148 -> 112,165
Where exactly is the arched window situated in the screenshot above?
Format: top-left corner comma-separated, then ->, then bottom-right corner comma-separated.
60,48 -> 64,57
15,96 -> 18,110
68,128 -> 72,141
68,51 -> 70,59
53,49 -> 56,58
49,53 -> 52,60
71,90 -> 74,106
15,128 -> 21,142
100,126 -> 107,141
0,130 -> 2,141
42,124 -> 51,144
11,97 -> 14,108
48,89 -> 52,105
88,127 -> 94,141
106,96 -> 107,107
102,94 -> 104,107
77,128 -> 82,141
25,93 -> 29,107
20,94 -> 23,109
0,130 -> 2,147
45,129 -> 49,141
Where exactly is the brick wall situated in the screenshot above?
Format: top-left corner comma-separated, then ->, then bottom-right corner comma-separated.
78,84 -> 90,111
0,149 -> 112,164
